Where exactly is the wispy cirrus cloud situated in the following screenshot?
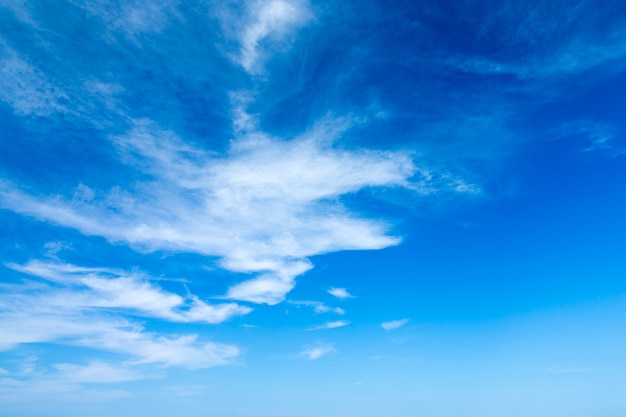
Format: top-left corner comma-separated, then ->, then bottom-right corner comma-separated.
0,116 -> 424,305
218,0 -> 313,73
438,0 -> 626,80
0,260 -> 242,373
381,318 -> 409,331
299,343 -> 335,360
327,287 -> 354,299
552,119 -> 625,157
289,300 -> 345,315
307,320 -> 350,331
7,260 -> 251,324
0,46 -> 68,117
73,0 -> 181,38
53,361 -> 147,384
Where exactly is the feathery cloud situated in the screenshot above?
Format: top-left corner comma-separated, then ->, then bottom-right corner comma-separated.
53,361 -> 146,384
289,300 -> 345,315
327,287 -> 354,299
8,260 -> 251,324
307,320 -> 350,331
0,116 -> 418,305
232,0 -> 313,73
381,318 -> 409,331
0,260 -> 243,370
300,344 -> 335,360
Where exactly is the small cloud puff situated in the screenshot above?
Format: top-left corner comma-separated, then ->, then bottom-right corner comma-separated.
300,344 -> 335,360
381,318 -> 409,331
307,320 -> 350,331
327,287 -> 354,299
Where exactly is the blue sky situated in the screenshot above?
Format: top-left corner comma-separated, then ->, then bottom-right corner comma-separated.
1,0 -> 626,416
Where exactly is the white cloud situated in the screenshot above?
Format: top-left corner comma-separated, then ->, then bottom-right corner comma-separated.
0,116 -> 418,305
8,260 -> 252,324
0,260 -> 243,372
72,0 -> 180,38
0,368 -> 8,375
327,287 -> 354,299
307,320 -> 350,331
381,318 -> 409,331
53,362 -> 145,384
229,0 -> 313,73
0,293 -> 240,369
0,47 -> 68,116
552,119 -> 625,156
300,344 -> 335,360
289,300 -> 345,315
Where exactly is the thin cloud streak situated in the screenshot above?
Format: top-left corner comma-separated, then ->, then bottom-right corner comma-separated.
307,320 -> 350,331
0,116 -> 422,305
381,318 -> 409,331
327,287 -> 354,299
232,0 -> 313,73
300,344 -> 335,360
0,261 -> 243,371
289,300 -> 345,315
7,260 -> 252,324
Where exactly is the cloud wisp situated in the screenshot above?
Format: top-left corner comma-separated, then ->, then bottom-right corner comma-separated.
299,344 -> 335,360
381,319 -> 409,331
225,0 -> 314,73
307,320 -> 350,331
0,116 -> 420,305
289,300 -> 345,315
327,287 -> 354,299
7,260 -> 251,324
0,260 -> 243,371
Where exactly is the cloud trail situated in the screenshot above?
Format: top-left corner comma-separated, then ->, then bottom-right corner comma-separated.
300,343 -> 335,360
307,320 -> 350,331
0,116 -> 419,305
327,287 -> 354,299
381,318 -> 409,331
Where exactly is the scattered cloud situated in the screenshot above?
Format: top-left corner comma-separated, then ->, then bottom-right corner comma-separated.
327,287 -> 354,299
299,344 -> 335,360
0,116 -> 420,305
289,300 -> 345,315
221,0 -> 314,73
307,320 -> 350,331
0,260 -> 243,372
73,0 -> 181,39
440,1 -> 626,80
8,260 -> 252,324
0,46 -> 68,116
53,361 -> 146,384
552,119 -> 625,157
381,318 -> 409,331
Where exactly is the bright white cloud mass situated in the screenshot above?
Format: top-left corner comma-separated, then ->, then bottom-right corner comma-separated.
1,0 -> 625,415
0,116 -> 420,305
